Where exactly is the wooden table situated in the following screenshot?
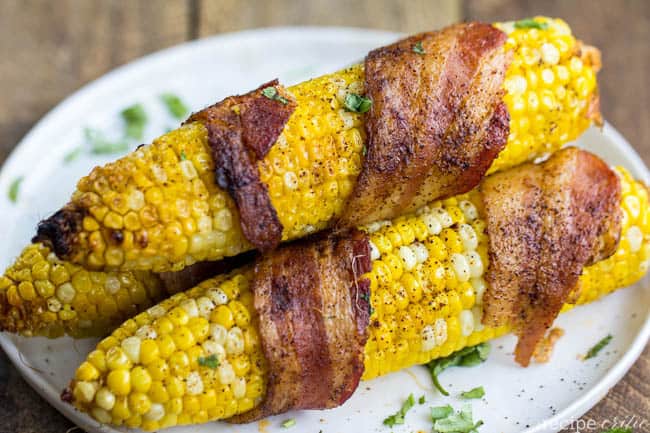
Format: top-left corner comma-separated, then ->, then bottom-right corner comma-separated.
0,1 -> 647,431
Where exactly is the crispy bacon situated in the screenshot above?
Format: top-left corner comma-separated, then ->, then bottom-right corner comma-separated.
481,147 -> 621,366
187,80 -> 296,252
229,230 -> 371,423
339,22 -> 511,226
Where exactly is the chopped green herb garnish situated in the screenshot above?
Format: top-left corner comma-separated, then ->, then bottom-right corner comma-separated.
432,404 -> 483,433
121,103 -> 148,139
584,334 -> 613,360
197,354 -> 220,369
514,18 -> 549,30
601,428 -> 632,433
431,405 -> 454,420
383,393 -> 415,427
425,343 -> 491,395
460,386 -> 485,400
413,41 -> 425,54
63,147 -> 83,163
418,395 -> 426,404
362,145 -> 367,156
262,86 -> 289,105
161,93 -> 189,119
344,93 -> 372,113
180,150 -> 187,161
85,128 -> 129,155
8,176 -> 23,203
281,418 -> 296,428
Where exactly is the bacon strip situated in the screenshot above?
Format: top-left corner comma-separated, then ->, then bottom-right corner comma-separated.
481,147 -> 621,366
339,22 -> 511,226
186,80 -> 296,251
229,230 -> 371,423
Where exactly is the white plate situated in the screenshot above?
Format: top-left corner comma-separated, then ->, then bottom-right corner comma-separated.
0,27 -> 649,433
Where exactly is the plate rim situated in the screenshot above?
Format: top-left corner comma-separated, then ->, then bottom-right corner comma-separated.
0,26 -> 648,433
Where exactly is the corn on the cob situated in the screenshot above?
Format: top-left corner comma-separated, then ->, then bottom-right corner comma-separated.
68,167 -> 648,430
0,243 -> 168,338
46,17 -> 599,273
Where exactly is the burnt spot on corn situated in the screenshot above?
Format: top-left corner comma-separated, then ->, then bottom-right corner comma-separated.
33,206 -> 86,259
109,229 -> 124,245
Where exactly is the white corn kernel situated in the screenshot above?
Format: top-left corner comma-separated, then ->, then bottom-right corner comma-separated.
186,372 -> 204,395
504,75 -> 527,95
233,377 -> 247,399
214,209 -> 233,231
179,160 -> 198,179
151,164 -> 167,183
144,403 -> 165,421
135,325 -> 157,340
422,213 -> 442,235
47,298 -> 62,313
56,283 -> 76,304
95,387 -> 116,411
541,42 -> 560,65
398,246 -> 417,271
226,327 -> 245,355
147,305 -> 166,319
627,226 -> 643,253
432,208 -> 453,228
180,299 -> 199,318
284,172 -> 299,190
466,251 -> 484,278
128,190 -> 145,211
202,341 -> 226,358
121,336 -> 141,363
450,253 -> 471,282
411,243 -> 429,264
366,222 -> 382,233
207,288 -> 228,305
459,310 -> 475,336
458,200 -> 478,221
369,241 -> 381,261
433,318 -> 448,346
218,362 -> 235,385
421,325 -> 437,352
197,296 -> 216,318
458,224 -> 478,251
210,324 -> 228,345
105,276 -> 121,295
197,215 -> 213,233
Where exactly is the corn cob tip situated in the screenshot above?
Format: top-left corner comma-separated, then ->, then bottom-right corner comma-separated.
33,206 -> 85,261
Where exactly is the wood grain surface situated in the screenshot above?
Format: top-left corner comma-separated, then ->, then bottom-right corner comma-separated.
0,1 -> 647,432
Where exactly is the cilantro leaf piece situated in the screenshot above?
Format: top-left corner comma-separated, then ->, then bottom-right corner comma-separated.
63,147 -> 83,163
584,334 -> 613,360
197,354 -> 220,369
431,405 -> 454,420
514,18 -> 549,30
262,86 -> 289,105
425,343 -> 491,395
121,103 -> 148,139
281,418 -> 296,428
433,404 -> 483,433
84,128 -> 129,155
600,428 -> 633,433
161,93 -> 189,119
460,386 -> 485,400
413,41 -> 425,54
418,395 -> 426,404
383,393 -> 415,427
343,93 -> 372,113
8,176 -> 23,203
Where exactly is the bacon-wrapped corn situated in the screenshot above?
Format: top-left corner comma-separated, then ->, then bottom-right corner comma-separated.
67,166 -> 648,430
35,17 -> 600,273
